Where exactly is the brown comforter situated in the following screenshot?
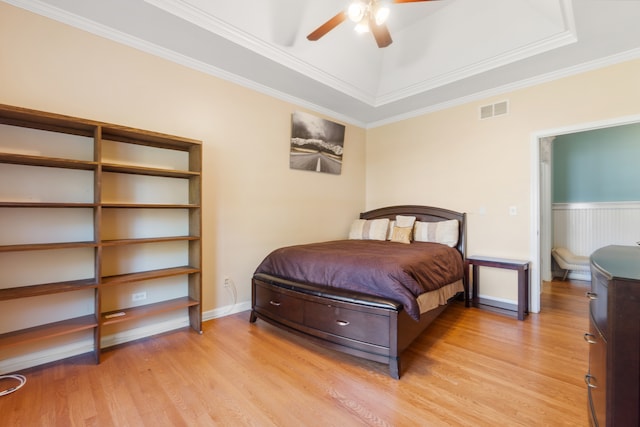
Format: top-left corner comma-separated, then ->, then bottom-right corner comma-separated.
254,240 -> 464,320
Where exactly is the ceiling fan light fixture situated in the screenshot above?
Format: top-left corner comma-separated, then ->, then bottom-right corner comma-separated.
347,1 -> 367,23
307,0 -> 403,48
355,20 -> 370,33
374,5 -> 390,26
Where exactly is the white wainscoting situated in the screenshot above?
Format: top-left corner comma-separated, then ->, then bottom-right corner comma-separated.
552,202 -> 640,280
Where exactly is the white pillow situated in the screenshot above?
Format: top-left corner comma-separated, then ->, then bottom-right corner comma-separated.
395,215 -> 416,228
413,220 -> 459,247
348,218 -> 390,241
387,215 -> 416,240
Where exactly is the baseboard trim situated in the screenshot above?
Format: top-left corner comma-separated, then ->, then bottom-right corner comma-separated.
100,318 -> 190,349
0,300 -> 253,374
551,269 -> 591,282
203,301 -> 251,322
476,296 -> 518,318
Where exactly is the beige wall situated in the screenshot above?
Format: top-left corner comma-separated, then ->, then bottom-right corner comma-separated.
2,2 -> 640,316
367,58 -> 640,301
0,3 -> 367,317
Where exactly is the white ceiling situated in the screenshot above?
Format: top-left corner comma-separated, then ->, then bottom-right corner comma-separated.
6,0 -> 640,126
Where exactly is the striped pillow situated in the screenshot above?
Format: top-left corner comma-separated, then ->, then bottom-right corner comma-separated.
348,218 -> 390,241
413,220 -> 459,247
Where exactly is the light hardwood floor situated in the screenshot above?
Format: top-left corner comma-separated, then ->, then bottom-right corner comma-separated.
1,280 -> 590,426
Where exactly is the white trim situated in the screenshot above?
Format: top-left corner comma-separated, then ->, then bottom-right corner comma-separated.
100,318 -> 189,348
530,132 -> 542,313
375,22 -> 578,106
368,47 -> 640,128
553,201 -> 640,210
202,301 -> 251,322
2,0 -> 367,128
0,339 -> 94,375
144,0 -> 578,109
478,295 -> 517,306
144,0 -> 378,106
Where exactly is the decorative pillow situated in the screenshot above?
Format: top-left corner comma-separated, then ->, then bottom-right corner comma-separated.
390,226 -> 413,244
348,218 -> 390,241
413,219 -> 459,247
387,215 -> 416,240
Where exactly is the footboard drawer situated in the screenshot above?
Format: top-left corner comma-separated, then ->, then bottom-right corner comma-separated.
304,300 -> 390,347
254,281 -> 304,324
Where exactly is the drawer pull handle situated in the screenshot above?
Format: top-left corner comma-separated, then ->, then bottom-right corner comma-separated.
583,333 -> 597,344
336,320 -> 350,326
585,291 -> 598,300
584,374 -> 597,389
269,300 -> 281,306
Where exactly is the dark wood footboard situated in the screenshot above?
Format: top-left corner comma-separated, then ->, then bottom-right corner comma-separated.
250,273 -> 451,379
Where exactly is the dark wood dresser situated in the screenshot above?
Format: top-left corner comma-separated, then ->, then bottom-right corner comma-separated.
587,245 -> 640,426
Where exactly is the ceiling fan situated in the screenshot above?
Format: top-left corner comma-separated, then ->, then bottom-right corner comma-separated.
307,0 -> 440,48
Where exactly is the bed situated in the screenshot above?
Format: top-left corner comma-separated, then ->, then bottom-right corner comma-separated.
249,205 -> 467,378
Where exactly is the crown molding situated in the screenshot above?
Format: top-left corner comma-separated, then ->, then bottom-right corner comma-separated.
5,0 -> 640,129
3,0 -> 367,127
143,0 -> 579,108
367,47 -> 640,129
144,0 -> 378,105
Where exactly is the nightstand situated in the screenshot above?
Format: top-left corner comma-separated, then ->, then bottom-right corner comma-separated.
465,256 -> 530,320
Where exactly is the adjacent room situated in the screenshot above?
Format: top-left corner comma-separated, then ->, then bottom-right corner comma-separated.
1,0 -> 639,425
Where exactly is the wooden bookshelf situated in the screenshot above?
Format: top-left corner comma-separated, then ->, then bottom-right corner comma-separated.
0,103 -> 202,367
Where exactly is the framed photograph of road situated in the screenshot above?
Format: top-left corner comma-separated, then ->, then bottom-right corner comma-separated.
290,111 -> 345,175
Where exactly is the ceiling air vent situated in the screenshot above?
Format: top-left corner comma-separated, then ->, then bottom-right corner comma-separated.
480,100 -> 509,120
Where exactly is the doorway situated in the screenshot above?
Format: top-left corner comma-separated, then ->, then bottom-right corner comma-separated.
530,114 -> 640,312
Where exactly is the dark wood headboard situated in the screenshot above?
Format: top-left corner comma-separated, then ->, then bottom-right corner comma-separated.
360,205 -> 466,259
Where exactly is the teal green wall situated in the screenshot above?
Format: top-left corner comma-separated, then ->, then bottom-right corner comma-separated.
553,123 -> 640,203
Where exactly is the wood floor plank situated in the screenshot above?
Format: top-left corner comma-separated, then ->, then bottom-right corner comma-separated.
0,280 -> 590,426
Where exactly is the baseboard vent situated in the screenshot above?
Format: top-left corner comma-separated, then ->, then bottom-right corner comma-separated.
480,100 -> 509,119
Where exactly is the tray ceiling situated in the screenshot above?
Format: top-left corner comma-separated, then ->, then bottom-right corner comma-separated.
5,0 -> 640,126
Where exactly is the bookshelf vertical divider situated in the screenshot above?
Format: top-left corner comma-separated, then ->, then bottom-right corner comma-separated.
94,125 -> 103,363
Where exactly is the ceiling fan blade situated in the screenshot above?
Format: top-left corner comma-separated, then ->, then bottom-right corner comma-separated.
370,17 -> 393,48
307,11 -> 346,41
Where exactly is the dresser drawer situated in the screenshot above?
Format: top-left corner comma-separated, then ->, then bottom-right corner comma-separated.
303,300 -> 389,347
253,281 -> 304,324
589,266 -> 609,335
586,317 -> 607,427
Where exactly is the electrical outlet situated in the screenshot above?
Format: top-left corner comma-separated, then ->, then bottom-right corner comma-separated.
509,206 -> 517,216
132,291 -> 147,302
224,277 -> 231,288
